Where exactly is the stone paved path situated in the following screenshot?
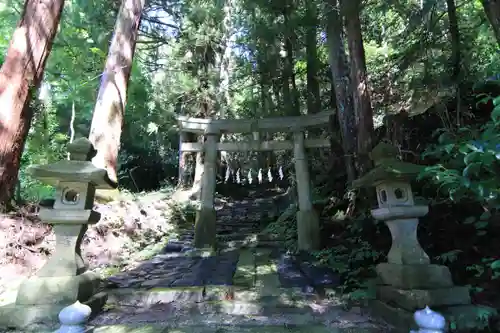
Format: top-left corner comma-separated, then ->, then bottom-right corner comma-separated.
89,195 -> 394,332
104,198 -> 276,290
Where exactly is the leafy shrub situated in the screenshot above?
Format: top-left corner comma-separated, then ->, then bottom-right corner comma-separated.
313,218 -> 383,302
417,85 -> 500,304
262,189 -> 330,252
262,203 -> 298,251
419,86 -> 500,209
169,201 -> 197,228
18,99 -> 67,203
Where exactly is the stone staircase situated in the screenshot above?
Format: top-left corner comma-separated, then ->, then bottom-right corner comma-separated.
84,196 -> 393,333
90,250 -> 390,333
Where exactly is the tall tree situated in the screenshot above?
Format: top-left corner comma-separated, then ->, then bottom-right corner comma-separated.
0,0 -> 65,205
176,97 -> 191,189
216,0 -> 235,119
215,0 -> 236,182
305,0 -> 321,115
326,0 -> 356,183
343,0 -> 374,176
175,0 -> 225,196
283,0 -> 300,116
446,0 -> 463,126
88,0 -> 146,184
481,0 -> 500,47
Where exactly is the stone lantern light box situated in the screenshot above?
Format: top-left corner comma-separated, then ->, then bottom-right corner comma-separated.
353,142 -> 422,209
32,138 -> 114,222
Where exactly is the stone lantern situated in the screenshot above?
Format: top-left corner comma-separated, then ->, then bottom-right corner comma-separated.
352,142 -> 496,331
0,138 -> 116,329
353,142 -> 430,266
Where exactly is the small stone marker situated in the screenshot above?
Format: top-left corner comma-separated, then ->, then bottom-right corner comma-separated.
410,306 -> 446,333
54,301 -> 91,333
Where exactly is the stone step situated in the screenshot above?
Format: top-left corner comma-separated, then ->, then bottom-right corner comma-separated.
217,230 -> 281,238
217,222 -> 260,228
111,298 -> 322,316
173,230 -> 279,249
91,324 -> 386,333
91,298 -> 388,330
219,233 -> 282,245
106,286 -> 231,306
217,226 -> 259,232
221,239 -> 282,250
234,287 -> 308,300
217,227 -> 256,233
6,320 -> 388,333
217,232 -> 253,241
106,286 -> 313,307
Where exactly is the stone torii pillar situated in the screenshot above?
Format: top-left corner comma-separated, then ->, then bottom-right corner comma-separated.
194,126 -> 219,249
293,131 -> 320,251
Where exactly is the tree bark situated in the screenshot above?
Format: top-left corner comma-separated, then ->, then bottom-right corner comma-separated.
190,39 -> 216,196
176,97 -> 191,189
258,57 -> 276,168
216,0 -> 234,118
281,43 -> 293,116
343,0 -> 374,176
0,0 -> 65,205
306,0 -> 321,115
446,0 -> 463,127
88,0 -> 145,184
482,0 -> 500,47
215,0 -> 235,181
283,1 -> 300,116
326,0 -> 357,183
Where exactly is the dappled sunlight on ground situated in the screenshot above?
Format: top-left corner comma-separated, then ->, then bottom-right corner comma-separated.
0,188 -> 191,306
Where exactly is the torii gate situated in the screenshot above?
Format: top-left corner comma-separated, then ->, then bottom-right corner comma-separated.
177,111 -> 333,251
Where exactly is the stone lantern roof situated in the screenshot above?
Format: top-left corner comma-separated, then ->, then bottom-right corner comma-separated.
27,138 -> 118,189
352,142 -> 424,188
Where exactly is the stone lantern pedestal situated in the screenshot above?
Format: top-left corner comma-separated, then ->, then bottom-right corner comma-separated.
0,138 -> 117,329
353,142 -> 496,332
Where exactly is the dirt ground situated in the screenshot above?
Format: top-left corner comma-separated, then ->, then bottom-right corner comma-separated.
0,189 -> 182,305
